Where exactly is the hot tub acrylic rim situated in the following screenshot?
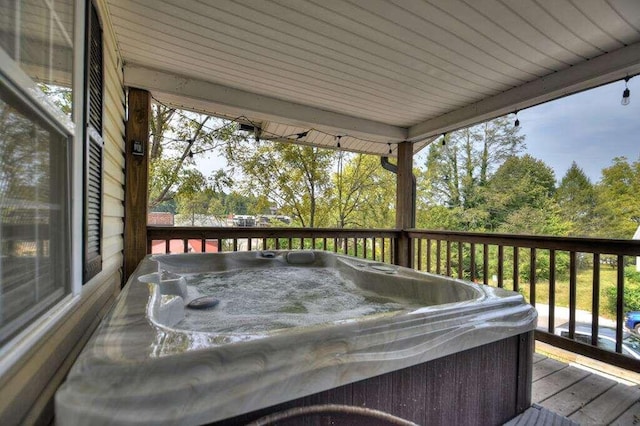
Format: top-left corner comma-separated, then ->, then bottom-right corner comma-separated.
55,252 -> 537,426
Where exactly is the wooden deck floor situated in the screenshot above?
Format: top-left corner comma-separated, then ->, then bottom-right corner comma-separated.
532,352 -> 640,425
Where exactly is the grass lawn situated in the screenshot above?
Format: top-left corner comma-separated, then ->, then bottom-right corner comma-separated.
509,268 -> 621,320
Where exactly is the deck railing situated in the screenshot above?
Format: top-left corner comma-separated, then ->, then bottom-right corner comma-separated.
409,229 -> 640,372
146,226 -> 640,372
147,226 -> 399,264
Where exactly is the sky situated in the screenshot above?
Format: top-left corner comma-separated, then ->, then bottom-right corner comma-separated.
196,78 -> 640,185
516,79 -> 639,183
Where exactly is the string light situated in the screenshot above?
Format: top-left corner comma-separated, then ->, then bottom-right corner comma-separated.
622,77 -> 631,106
514,110 -> 520,127
441,133 -> 447,146
150,95 -> 401,154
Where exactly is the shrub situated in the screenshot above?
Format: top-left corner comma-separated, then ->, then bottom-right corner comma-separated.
606,282 -> 640,313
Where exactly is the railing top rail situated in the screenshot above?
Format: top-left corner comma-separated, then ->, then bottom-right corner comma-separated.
407,229 -> 640,256
147,226 -> 401,240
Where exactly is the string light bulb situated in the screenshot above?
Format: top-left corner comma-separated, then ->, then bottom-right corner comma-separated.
441,133 -> 447,146
336,135 -> 342,149
622,77 -> 631,106
514,110 -> 520,127
387,143 -> 392,154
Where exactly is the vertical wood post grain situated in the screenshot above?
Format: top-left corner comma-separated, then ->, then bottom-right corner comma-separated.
123,88 -> 150,283
395,141 -> 413,267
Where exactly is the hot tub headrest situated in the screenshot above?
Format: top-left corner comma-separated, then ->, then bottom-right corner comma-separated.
285,251 -> 316,265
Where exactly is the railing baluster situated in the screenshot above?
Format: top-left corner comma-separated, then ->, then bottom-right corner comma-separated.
275,238 -> 280,250
591,253 -> 600,347
262,238 -> 267,251
446,240 -> 452,277
513,247 -> 519,293
372,238 -> 376,260
183,239 -> 189,253
201,238 -> 205,252
458,242 -> 463,279
470,243 -> 476,281
497,245 -> 504,288
483,244 -> 489,284
436,240 -> 441,275
217,238 -> 223,252
334,238 -> 338,253
343,238 -> 348,255
363,238 -> 368,260
354,238 -> 358,257
529,248 -> 536,306
247,238 -> 252,251
233,238 -> 238,252
165,239 -> 170,254
569,251 -> 577,339
416,238 -> 423,271
300,237 -> 304,249
616,255 -> 624,354
288,238 -> 292,249
381,238 -> 386,262
549,250 -> 556,333
426,239 -> 432,273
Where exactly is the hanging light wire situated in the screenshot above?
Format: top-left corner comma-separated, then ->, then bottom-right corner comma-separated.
150,95 -> 401,154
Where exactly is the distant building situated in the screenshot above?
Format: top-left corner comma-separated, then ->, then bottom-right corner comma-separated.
147,212 -> 174,226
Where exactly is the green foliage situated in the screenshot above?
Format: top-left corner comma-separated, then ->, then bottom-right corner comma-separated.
485,154 -> 558,230
593,157 -> 640,239
604,267 -> 640,313
330,153 -> 395,228
225,139 -> 335,227
555,162 -> 597,236
148,103 -> 242,208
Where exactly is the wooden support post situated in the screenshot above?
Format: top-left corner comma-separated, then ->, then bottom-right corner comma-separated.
124,88 -> 151,283
395,141 -> 413,267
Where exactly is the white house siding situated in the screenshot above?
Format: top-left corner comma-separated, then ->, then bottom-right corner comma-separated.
0,1 -> 125,424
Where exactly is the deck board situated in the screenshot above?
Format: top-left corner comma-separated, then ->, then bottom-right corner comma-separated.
527,353 -> 640,425
539,373 -> 615,416
569,383 -> 640,425
532,365 -> 589,404
533,358 -> 568,381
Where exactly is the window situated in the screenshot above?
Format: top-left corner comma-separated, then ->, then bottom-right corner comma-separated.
83,2 -> 103,283
0,0 -> 74,346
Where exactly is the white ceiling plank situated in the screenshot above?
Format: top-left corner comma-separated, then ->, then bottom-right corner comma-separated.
108,3 -> 447,116
125,64 -> 408,142
408,41 -> 640,140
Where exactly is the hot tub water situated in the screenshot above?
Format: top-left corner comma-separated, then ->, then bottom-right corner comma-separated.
179,267 -> 412,333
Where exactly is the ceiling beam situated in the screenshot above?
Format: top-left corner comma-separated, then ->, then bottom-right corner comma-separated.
408,42 -> 640,141
124,64 -> 408,142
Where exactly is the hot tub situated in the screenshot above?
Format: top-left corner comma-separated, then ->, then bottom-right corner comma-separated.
56,251 -> 536,425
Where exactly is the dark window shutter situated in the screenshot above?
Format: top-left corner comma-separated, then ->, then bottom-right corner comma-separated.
84,2 -> 103,283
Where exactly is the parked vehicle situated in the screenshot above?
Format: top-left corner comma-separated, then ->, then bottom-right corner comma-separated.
625,311 -> 640,334
555,322 -> 640,359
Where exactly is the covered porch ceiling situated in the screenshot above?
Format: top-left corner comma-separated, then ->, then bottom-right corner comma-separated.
107,0 -> 640,157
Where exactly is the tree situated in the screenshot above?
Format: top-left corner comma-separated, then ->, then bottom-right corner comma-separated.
330,153 -> 395,228
225,140 -> 335,227
174,169 -> 213,226
593,157 -> 640,238
148,103 -> 242,209
484,154 -> 559,232
555,162 -> 597,236
418,116 -> 525,229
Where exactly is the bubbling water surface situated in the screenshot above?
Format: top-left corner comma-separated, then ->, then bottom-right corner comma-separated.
175,267 -> 411,333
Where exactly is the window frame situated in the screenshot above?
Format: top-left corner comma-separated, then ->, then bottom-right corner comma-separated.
0,0 -> 87,367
